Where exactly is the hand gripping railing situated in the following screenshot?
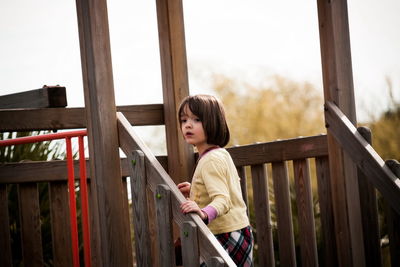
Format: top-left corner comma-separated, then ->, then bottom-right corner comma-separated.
0,130 -> 91,267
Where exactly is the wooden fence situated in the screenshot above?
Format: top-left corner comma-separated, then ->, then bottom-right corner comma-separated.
1,108 -> 399,266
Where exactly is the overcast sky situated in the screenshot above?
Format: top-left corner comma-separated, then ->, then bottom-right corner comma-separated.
1,0 -> 399,123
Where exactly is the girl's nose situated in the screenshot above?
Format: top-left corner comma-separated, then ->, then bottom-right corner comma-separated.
185,120 -> 192,128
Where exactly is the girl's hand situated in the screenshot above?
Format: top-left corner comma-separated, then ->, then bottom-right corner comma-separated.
177,182 -> 191,198
180,199 -> 207,221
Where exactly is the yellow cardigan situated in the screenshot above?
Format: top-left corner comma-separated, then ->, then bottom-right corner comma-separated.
190,148 -> 250,235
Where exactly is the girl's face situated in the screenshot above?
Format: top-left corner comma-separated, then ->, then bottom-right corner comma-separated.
180,105 -> 207,150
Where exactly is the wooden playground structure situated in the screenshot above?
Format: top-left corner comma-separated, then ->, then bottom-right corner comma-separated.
1,0 -> 399,266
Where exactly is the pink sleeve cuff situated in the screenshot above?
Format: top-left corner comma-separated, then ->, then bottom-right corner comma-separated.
201,205 -> 218,224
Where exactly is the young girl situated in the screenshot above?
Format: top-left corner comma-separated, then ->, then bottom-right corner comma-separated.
177,94 -> 253,266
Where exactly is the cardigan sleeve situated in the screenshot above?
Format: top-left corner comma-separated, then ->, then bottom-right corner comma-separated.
201,158 -> 232,216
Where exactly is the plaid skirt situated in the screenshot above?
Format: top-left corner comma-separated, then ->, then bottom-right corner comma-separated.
214,226 -> 254,267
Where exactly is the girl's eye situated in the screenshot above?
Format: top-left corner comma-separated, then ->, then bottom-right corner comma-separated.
180,119 -> 187,123
195,118 -> 201,122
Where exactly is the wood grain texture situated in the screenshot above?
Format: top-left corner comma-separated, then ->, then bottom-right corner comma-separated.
357,127 -> 381,267
317,0 -> 365,265
271,161 -> 296,267
155,184 -> 174,267
250,164 -> 275,267
293,159 -> 319,267
18,183 -> 44,267
0,184 -> 12,267
315,156 -> 338,267
181,221 -> 200,267
228,135 -> 328,166
76,0 -> 131,264
129,150 -> 152,266
0,86 -> 67,109
0,157 -> 167,184
0,104 -> 164,131
49,181 -> 73,266
325,101 -> 400,214
155,0 -> 194,183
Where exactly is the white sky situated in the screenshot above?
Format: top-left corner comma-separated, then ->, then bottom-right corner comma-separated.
1,0 -> 399,124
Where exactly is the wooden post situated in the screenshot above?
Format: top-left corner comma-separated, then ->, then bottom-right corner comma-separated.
317,0 -> 365,266
75,0 -> 132,265
155,0 -> 194,183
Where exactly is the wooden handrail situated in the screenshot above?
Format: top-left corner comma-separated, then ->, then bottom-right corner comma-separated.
324,101 -> 400,214
116,112 -> 236,266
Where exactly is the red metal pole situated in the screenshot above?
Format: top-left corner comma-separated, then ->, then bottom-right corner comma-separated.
0,130 -> 87,147
79,136 -> 91,267
66,137 -> 80,267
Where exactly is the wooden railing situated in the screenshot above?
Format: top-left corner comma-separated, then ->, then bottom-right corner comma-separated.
117,112 -> 235,266
324,101 -> 400,266
1,105 -> 399,266
226,134 -> 332,267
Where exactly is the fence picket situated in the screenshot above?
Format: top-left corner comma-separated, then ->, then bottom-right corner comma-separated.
155,184 -> 174,267
272,161 -> 296,266
18,183 -> 44,267
181,221 -> 200,267
293,159 -> 318,267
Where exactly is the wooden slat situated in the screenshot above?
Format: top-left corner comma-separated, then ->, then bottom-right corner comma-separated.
117,112 -> 236,266
0,157 -> 168,184
129,150 -> 152,266
293,159 -> 318,267
49,181 -> 73,266
156,0 -> 194,183
0,104 -> 164,131
237,166 -> 249,213
181,221 -> 200,267
357,127 -> 381,267
250,164 -> 275,267
121,177 -> 134,264
315,156 -> 338,267
325,101 -> 400,214
271,161 -> 296,266
18,183 -> 44,267
0,86 -> 67,109
228,134 -> 328,166
0,184 -> 12,267
155,184 -> 174,267
384,160 -> 400,267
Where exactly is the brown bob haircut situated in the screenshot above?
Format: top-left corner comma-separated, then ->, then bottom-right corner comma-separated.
178,94 -> 230,147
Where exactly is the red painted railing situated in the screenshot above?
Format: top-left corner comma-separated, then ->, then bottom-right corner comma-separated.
0,130 -> 91,267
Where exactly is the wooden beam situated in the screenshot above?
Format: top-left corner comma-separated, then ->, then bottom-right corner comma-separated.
317,0 -> 365,266
0,86 -> 67,109
156,0 -> 194,183
0,104 -> 164,132
227,134 -> 328,166
0,157 -> 168,184
75,0 -> 131,265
